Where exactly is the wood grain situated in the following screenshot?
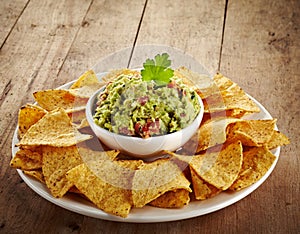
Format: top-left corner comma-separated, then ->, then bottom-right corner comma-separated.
1,0 -> 299,233
0,0 -> 29,48
135,0 -> 225,75
220,0 -> 299,232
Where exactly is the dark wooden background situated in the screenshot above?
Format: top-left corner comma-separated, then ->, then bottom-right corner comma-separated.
1,0 -> 299,233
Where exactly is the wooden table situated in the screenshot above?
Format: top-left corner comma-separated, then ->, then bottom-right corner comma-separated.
1,0 -> 299,233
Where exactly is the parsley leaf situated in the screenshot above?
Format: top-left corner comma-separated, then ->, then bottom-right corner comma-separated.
141,53 -> 174,86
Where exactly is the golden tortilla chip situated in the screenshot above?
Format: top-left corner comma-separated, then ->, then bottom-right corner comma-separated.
101,69 -> 141,82
149,189 -> 190,208
23,170 -> 45,183
132,158 -> 191,208
203,73 -> 260,114
66,161 -> 134,218
42,145 -> 83,198
33,89 -> 87,113
174,67 -> 215,96
70,70 -> 102,89
10,149 -> 42,170
183,117 -> 242,153
17,108 -> 92,147
229,146 -> 276,191
227,119 -> 276,146
18,104 -> 47,138
190,167 -> 221,200
190,141 -> 243,190
267,130 -> 290,149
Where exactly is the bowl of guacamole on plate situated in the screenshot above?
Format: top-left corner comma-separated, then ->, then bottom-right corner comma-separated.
86,54 -> 204,157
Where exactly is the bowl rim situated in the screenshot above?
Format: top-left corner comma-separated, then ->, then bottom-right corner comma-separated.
86,85 -> 204,142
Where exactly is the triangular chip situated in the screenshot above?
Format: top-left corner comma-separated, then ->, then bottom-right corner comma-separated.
190,167 -> 221,200
132,158 -> 191,208
66,160 -> 135,218
227,119 -> 276,146
267,130 -> 290,149
10,149 -> 42,170
18,104 -> 47,138
214,73 -> 260,112
70,70 -> 102,89
17,108 -> 92,147
42,145 -> 83,198
33,89 -> 87,113
23,170 -> 45,183
183,117 -> 242,152
229,146 -> 276,191
190,141 -> 243,190
149,189 -> 190,208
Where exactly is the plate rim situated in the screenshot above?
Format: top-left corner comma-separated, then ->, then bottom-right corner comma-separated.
11,76 -> 280,223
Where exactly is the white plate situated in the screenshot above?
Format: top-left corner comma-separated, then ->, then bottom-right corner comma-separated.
12,79 -> 280,223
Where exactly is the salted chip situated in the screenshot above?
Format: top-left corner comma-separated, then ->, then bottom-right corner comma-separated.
66,161 -> 134,218
230,147 -> 276,191
149,189 -> 190,208
190,141 -> 243,190
267,130 -> 290,149
18,104 -> 47,138
174,67 -> 215,96
70,70 -> 102,89
33,89 -> 87,113
190,167 -> 221,200
101,69 -> 141,82
132,158 -> 191,208
17,108 -> 92,147
23,170 -> 45,183
183,117 -> 242,153
203,73 -> 260,114
10,149 -> 42,170
227,119 -> 276,146
42,145 -> 83,198
77,148 -> 120,162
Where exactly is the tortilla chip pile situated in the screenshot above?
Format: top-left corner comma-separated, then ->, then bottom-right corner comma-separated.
10,68 -> 290,218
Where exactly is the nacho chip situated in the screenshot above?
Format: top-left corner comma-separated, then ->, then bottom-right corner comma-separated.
70,70 -> 101,89
42,145 -> 83,198
66,161 -> 134,218
190,167 -> 221,200
174,67 -> 215,96
10,149 -> 42,170
149,189 -> 190,208
33,89 -> 87,113
132,158 -> 191,208
267,130 -> 290,149
190,141 -> 243,190
229,146 -> 276,191
101,69 -> 141,82
23,170 -> 45,183
18,104 -> 47,138
17,108 -> 92,147
183,117 -> 242,153
214,73 -> 260,111
227,119 -> 276,146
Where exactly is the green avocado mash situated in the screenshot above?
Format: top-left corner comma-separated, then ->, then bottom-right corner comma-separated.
93,73 -> 200,138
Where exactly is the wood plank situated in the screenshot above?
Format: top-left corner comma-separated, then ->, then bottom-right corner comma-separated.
220,0 -> 299,233
134,0 -> 225,75
0,0 -> 29,47
0,0 -> 93,233
55,0 -> 146,88
0,1 -> 146,233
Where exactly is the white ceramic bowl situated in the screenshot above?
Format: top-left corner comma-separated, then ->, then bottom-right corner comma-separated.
86,87 -> 204,158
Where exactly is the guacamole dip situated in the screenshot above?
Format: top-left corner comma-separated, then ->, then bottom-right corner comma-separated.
93,73 -> 200,138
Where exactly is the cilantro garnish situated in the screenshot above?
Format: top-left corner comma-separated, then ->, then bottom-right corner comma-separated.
141,53 -> 174,86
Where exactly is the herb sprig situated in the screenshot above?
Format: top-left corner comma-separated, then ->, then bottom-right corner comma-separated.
141,53 -> 174,86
